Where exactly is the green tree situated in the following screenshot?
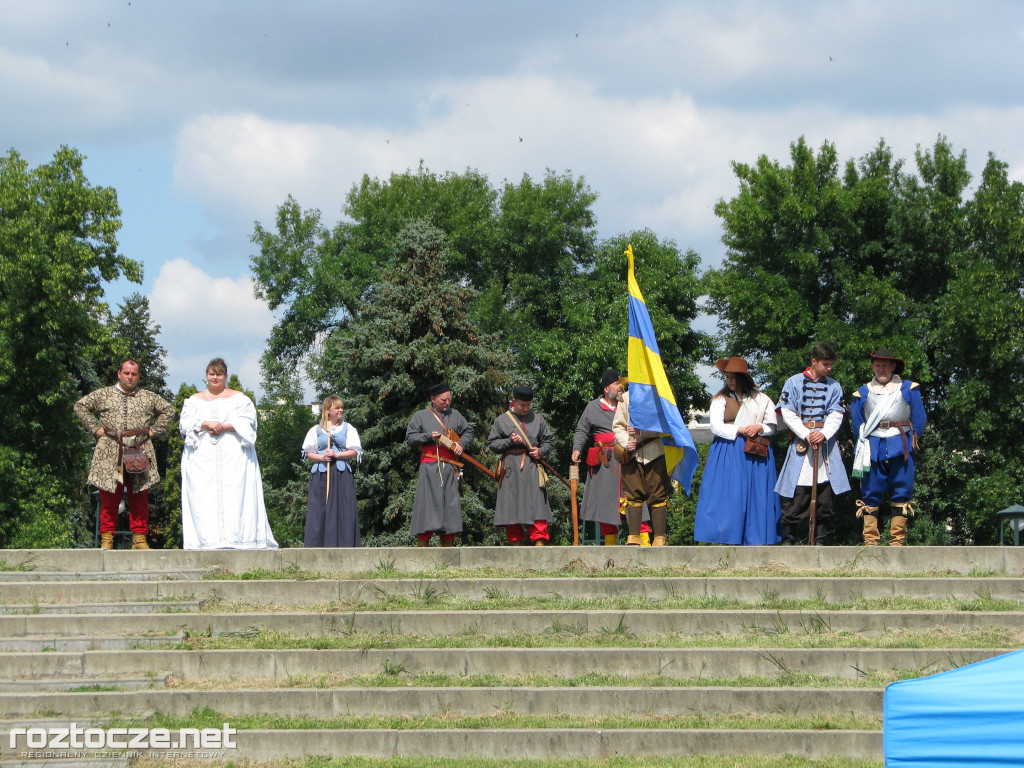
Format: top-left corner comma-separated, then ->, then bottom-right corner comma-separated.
252,166 -> 710,477
708,136 -> 1024,544
0,147 -> 140,548
256,368 -> 313,547
160,382 -> 198,548
312,220 -> 515,543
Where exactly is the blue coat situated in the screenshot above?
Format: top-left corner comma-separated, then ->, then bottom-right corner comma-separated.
774,372 -> 851,497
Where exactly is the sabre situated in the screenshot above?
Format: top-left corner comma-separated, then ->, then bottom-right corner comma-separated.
808,442 -> 819,545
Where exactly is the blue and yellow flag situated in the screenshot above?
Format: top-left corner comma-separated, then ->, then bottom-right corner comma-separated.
625,244 -> 699,494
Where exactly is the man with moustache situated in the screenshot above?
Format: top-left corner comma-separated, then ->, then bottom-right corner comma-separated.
75,359 -> 175,550
406,382 -> 474,547
572,369 -> 651,545
488,385 -> 554,545
850,349 -> 926,546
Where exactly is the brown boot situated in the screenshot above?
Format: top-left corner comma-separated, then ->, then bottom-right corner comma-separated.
440,538 -> 455,547
650,503 -> 668,543
889,516 -> 907,547
131,533 -> 150,550
416,538 -> 430,548
100,532 -> 114,550
625,534 -> 642,546
862,515 -> 880,546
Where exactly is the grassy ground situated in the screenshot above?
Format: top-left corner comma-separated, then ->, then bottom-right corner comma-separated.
164,625 -> 1022,651
105,707 -> 880,732
200,591 -> 1024,613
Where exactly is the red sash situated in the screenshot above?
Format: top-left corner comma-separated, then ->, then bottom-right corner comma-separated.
420,444 -> 458,463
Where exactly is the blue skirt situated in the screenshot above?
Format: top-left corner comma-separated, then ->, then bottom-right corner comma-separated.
694,435 -> 781,545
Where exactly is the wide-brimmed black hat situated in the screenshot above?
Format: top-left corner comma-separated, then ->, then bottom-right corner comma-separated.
870,348 -> 905,375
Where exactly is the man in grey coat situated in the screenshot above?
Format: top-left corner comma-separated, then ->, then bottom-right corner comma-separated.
406,382 -> 474,546
488,385 -> 554,545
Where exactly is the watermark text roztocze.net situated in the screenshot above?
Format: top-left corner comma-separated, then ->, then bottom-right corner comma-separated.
10,723 -> 236,751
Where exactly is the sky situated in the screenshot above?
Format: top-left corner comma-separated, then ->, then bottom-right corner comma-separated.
3,0 -> 1023,398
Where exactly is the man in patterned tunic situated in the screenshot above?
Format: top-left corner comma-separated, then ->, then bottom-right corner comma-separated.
74,360 -> 175,549
406,382 -> 474,546
850,349 -> 926,546
774,343 -> 850,545
488,385 -> 554,545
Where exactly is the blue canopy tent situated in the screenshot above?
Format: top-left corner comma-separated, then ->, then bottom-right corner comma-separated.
884,649 -> 1024,766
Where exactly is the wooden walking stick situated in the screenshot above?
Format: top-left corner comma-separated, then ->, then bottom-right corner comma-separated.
808,442 -> 820,545
569,464 -> 580,546
325,433 -> 333,508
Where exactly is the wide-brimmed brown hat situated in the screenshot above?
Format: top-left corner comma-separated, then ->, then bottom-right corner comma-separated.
870,348 -> 905,375
715,357 -> 750,375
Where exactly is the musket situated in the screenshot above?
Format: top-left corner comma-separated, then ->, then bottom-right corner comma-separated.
437,432 -> 498,480
808,442 -> 819,545
538,457 -> 571,489
569,464 -> 580,546
502,411 -> 571,489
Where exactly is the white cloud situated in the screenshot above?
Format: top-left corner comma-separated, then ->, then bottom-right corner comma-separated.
149,258 -> 274,394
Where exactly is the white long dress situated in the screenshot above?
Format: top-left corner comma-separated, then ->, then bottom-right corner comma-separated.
180,392 -> 278,550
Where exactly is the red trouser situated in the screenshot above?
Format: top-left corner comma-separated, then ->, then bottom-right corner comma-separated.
98,483 -> 149,534
505,520 -> 549,543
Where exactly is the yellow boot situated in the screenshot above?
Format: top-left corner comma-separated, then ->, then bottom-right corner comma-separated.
533,539 -> 546,546
100,532 -> 114,550
604,534 -> 618,546
639,532 -> 651,547
889,515 -> 907,547
862,515 -> 880,546
131,533 -> 150,550
856,500 -> 880,546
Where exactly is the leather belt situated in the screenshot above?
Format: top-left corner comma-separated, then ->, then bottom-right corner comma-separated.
876,421 -> 913,460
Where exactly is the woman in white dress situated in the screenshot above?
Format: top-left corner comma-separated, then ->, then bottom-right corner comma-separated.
180,358 -> 278,550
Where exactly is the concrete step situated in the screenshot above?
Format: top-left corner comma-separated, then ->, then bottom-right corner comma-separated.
0,634 -> 185,652
2,545 -> 1023,576
0,569 -> 218,582
0,601 -> 204,615
0,609 -> 1020,640
3,760 -> 129,768
132,727 -> 882,760
0,673 -> 168,692
0,685 -> 884,718
2,575 -> 1023,607
0,647 -> 1005,681
0,725 -> 882,761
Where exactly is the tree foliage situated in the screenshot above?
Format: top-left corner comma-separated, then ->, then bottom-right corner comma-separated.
251,166 -> 710,542
0,147 -> 140,548
312,220 -> 516,543
708,136 -> 1024,543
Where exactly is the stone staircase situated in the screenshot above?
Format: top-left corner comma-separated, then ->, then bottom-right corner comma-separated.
0,545 -> 1022,765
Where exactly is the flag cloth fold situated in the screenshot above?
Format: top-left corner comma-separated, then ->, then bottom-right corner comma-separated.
625,244 -> 699,494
